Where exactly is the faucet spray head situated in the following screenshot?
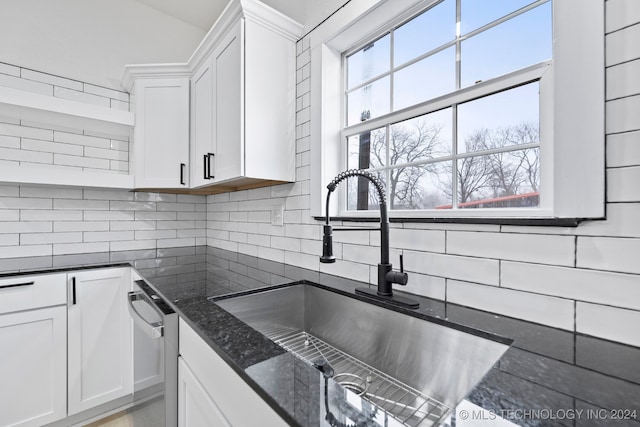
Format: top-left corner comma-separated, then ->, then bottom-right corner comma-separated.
320,225 -> 336,263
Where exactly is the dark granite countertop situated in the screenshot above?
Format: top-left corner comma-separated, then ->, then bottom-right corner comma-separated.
2,245 -> 639,426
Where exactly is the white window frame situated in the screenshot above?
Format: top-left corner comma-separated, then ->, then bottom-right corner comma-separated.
310,0 -> 604,220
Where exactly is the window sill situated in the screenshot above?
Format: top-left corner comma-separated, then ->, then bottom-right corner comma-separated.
313,216 -> 587,227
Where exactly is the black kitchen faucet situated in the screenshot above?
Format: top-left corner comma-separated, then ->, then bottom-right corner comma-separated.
319,169 -> 419,309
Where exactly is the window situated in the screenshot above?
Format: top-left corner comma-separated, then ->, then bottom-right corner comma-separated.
344,0 -> 550,213
310,0 -> 604,220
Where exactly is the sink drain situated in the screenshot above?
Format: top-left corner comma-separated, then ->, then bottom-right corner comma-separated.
333,373 -> 368,396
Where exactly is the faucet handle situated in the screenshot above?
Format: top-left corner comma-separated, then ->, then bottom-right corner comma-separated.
399,254 -> 404,273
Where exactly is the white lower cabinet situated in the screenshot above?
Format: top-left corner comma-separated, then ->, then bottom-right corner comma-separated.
178,318 -> 288,427
0,273 -> 67,427
68,267 -> 133,415
178,357 -> 231,427
0,306 -> 67,427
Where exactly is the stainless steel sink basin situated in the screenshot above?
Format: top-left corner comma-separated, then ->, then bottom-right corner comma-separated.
213,283 -> 510,426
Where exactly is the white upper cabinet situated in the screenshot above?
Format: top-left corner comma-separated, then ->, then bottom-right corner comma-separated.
124,0 -> 302,193
131,78 -> 190,189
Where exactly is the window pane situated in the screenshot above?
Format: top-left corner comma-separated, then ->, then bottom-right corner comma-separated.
347,76 -> 390,125
390,162 -> 452,210
347,127 -> 386,170
460,2 -> 551,88
457,148 -> 540,208
347,34 -> 391,89
347,171 -> 386,211
393,0 -> 456,67
460,0 -> 539,34
393,47 -> 455,111
389,108 -> 453,165
457,83 -> 539,154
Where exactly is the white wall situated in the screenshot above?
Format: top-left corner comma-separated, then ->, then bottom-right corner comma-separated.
0,0 -> 206,90
205,0 -> 640,347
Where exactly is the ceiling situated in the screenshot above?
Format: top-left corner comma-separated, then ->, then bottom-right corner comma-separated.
0,0 -> 342,91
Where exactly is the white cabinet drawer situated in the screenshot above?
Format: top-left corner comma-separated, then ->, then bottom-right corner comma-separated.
0,273 -> 67,313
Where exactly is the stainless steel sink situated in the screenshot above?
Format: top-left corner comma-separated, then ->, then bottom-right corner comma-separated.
213,283 -> 510,426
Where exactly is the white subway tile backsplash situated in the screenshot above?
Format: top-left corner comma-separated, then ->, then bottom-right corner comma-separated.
502,261 -> 640,311
21,138 -> 84,156
271,236 -> 301,252
320,259 -> 369,283
389,228 -> 445,253
578,203 -> 640,237
54,221 -> 109,232
447,231 -> 575,266
0,73 -> 53,95
606,131 -> 640,168
110,201 -> 156,211
135,230 -> 177,240
0,210 -> 19,221
606,95 -> 640,134
606,22 -> 640,66
53,242 -> 108,255
21,69 -> 83,91
110,221 -> 155,231
0,197 -> 51,210
0,123 -> 53,140
607,0 -> 640,33
607,166 -> 640,202
284,250 -> 319,271
0,234 -> 18,246
54,131 -> 110,149
54,87 -> 110,107
0,245 -> 52,258
110,100 -> 130,111
84,231 -> 134,242
607,59 -> 640,100
0,185 -> 19,197
110,240 -> 156,252
85,146 -> 128,161
0,135 -> 19,149
0,147 -> 53,164
21,209 -> 82,221
84,188 -> 134,201
54,199 -> 110,210
403,250 -> 500,286
577,236 -> 640,274
0,222 -> 51,233
84,210 -> 135,221
447,280 -> 575,330
157,238 -> 195,248
21,185 -> 82,199
83,83 -> 129,102
54,153 -> 110,169
21,232 -> 82,245
0,62 -> 20,76
577,302 -> 640,347
401,273 -> 446,301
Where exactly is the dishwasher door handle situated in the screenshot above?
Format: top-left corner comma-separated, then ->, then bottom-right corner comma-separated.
128,290 -> 164,339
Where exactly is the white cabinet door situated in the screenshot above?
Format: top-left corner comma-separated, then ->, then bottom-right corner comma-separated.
191,56 -> 215,188
0,306 -> 67,427
178,357 -> 231,427
68,267 -> 133,415
133,78 -> 190,189
212,20 -> 243,184
179,318 -> 288,426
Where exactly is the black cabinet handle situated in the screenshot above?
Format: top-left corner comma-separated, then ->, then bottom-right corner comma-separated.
203,154 -> 210,180
72,277 -> 77,305
0,281 -> 34,290
180,163 -> 186,185
207,153 -> 215,179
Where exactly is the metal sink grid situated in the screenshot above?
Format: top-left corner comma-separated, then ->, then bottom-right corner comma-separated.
261,324 -> 451,427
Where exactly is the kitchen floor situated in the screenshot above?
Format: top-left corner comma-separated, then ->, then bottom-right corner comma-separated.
84,411 -> 132,427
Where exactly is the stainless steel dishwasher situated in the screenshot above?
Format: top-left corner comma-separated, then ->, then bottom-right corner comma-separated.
127,279 -> 178,427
